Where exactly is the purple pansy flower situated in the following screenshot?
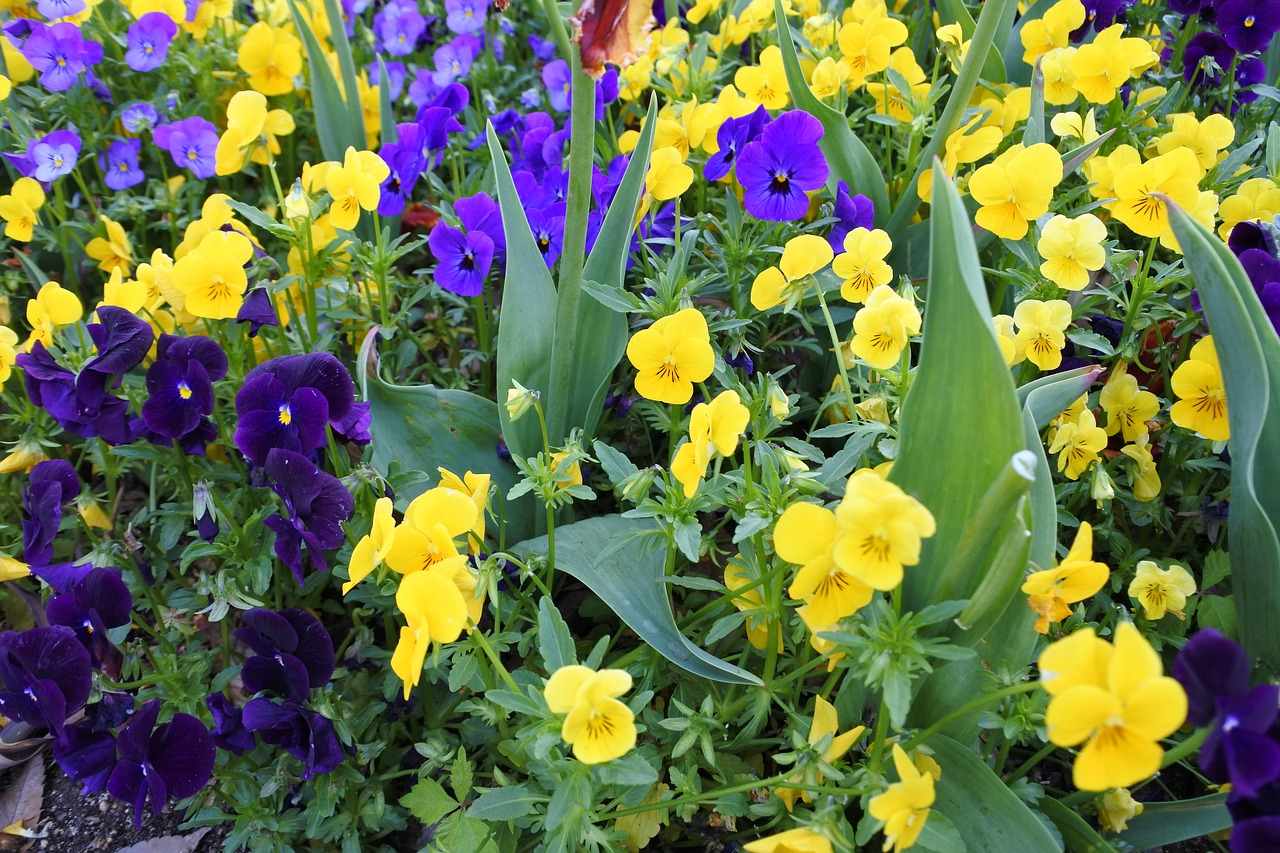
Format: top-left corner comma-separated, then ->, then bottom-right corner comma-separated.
377,123 -> 427,216
262,449 -> 355,583
444,0 -> 486,34
234,352 -> 356,467
542,59 -> 572,111
45,567 -> 133,669
30,129 -> 82,183
140,334 -> 227,449
206,693 -> 256,755
236,286 -> 281,336
1183,32 -> 1236,88
152,115 -> 218,178
36,0 -> 86,18
432,38 -> 474,86
121,102 -> 160,134
101,139 -> 145,191
0,626 -> 92,742
375,0 -> 427,56
1217,0 -> 1280,54
528,33 -> 557,61
53,723 -> 119,795
22,459 -> 78,566
235,607 -> 335,702
242,697 -> 344,779
125,12 -> 178,72
106,699 -> 215,828
736,109 -> 829,221
429,223 -> 495,296
704,105 -> 769,183
21,22 -> 103,92
829,181 -> 877,251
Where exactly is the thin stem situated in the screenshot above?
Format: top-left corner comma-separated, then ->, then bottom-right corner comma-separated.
814,284 -> 858,419
904,681 -> 1041,752
469,626 -> 518,691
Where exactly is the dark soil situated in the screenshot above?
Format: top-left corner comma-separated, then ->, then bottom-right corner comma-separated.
0,751 -> 233,853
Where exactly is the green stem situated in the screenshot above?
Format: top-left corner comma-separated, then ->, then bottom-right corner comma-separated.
814,284 -> 858,419
903,681 -> 1041,752
1161,727 -> 1208,769
545,50 -> 597,444
1006,741 -> 1057,783
470,627 -> 518,691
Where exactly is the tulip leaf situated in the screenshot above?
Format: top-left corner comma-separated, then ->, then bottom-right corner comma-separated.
928,736 -> 1062,852
1169,203 -> 1280,669
514,515 -> 763,685
319,0 -> 367,144
358,331 -> 534,542
287,0 -> 364,161
1114,793 -> 1230,849
488,126 -> 559,463
773,0 -> 889,226
570,99 -> 659,441
1037,798 -> 1119,853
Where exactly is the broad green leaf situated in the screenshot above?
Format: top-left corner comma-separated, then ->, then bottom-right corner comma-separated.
569,99 -> 660,442
400,778 -> 457,825
1115,793 -> 1230,849
1170,203 -> 1280,668
287,0 -> 363,160
359,332 -> 534,541
513,515 -> 762,685
891,166 -> 1025,612
928,736 -> 1062,852
488,126 -> 558,462
466,786 -> 543,821
774,0 -> 889,226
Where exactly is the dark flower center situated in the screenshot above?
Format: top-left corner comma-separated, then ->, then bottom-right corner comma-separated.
769,170 -> 792,195
461,251 -> 476,271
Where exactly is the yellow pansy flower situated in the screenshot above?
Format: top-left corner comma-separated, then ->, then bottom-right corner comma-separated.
1020,0 -> 1085,65
544,665 -> 638,764
834,228 -> 893,303
1217,177 -> 1280,241
85,216 -> 134,276
237,22 -> 302,96
1038,622 -> 1187,791
776,499 -> 874,625
831,468 -> 935,592
1040,47 -> 1079,105
868,743 -> 938,853
866,47 -> 929,121
0,555 -> 30,582
1037,214 -> 1106,291
751,234 -> 834,311
734,45 -> 789,109
0,177 -> 45,242
1156,112 -> 1235,173
639,146 -> 694,220
1098,788 -> 1144,833
1170,336 -> 1228,442
1120,434 -> 1161,502
24,281 -> 82,350
171,230 -> 254,319
343,496 -> 396,595
1070,24 -> 1158,104
325,147 -> 390,231
1013,298 -> 1072,371
0,326 -> 16,390
969,143 -> 1064,240
437,467 -> 490,553
385,487 -> 476,574
850,285 -> 921,370
1021,521 -> 1110,633
625,308 -> 715,405
725,555 -> 780,652
1128,560 -> 1196,620
671,390 -> 750,498
993,314 -> 1025,367
1049,409 -> 1108,480
1098,369 -> 1159,442
391,561 -> 470,699
743,828 -> 834,853
775,696 -> 866,811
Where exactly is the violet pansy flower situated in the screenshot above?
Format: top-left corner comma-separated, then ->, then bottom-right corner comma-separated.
152,115 -> 218,179
0,626 -> 92,742
101,139 -> 145,191
444,0 -> 486,34
30,129 -> 82,183
262,449 -> 355,583
125,12 -> 178,72
21,459 -> 79,566
45,567 -> 133,669
703,105 -> 769,183
736,109 -> 829,222
234,352 -> 356,467
235,607 -> 335,702
141,334 -> 227,451
107,698 -> 215,828
21,22 -> 103,92
242,697 -> 344,779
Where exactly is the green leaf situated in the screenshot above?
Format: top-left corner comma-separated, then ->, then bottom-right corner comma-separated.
286,0 -> 363,160
928,736 -> 1062,852
488,126 -> 559,462
773,0 -> 889,226
914,810 -> 965,853
892,168 -> 1026,613
450,747 -> 473,803
1170,203 -> 1280,668
935,0 -> 1007,83
400,778 -> 457,825
596,753 -> 660,787
466,786 -> 543,821
1202,549 -> 1231,590
1197,595 -> 1237,637
359,331 -> 534,540
538,596 -> 577,673
1115,793 -> 1230,849
513,515 -> 762,685
319,0 -> 366,144
569,100 -> 660,442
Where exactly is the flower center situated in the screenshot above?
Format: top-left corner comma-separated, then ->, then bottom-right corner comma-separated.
278,403 -> 293,426
655,361 -> 682,383
178,380 -> 193,400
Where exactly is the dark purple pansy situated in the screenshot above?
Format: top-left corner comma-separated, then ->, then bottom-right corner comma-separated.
528,204 -> 566,267
19,343 -> 136,444
377,122 -> 427,216
1225,221 -> 1280,331
53,722 -> 118,795
235,607 -> 335,702
704,105 -> 769,184
206,693 -> 256,755
106,699 -> 215,828
1217,0 -> 1280,54
235,286 -> 280,337
141,334 -> 227,447
330,400 -> 372,445
0,626 -> 92,741
829,181 -> 877,251
45,567 -> 132,669
234,352 -> 355,467
125,12 -> 178,72
1070,0 -> 1135,40
242,698 -> 344,780
1234,816 -> 1280,852
84,306 -> 155,377
262,449 -> 355,583
1235,57 -> 1268,104
1183,32 -> 1235,88
21,459 -> 78,567
736,109 -> 829,222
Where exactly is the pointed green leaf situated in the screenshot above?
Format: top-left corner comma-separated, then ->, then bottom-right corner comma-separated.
1169,203 -> 1280,668
514,515 -> 762,685
774,0 -> 889,225
287,0 -> 363,160
935,0 -> 1007,83
319,0 -> 366,143
488,126 -> 558,462
928,736 -> 1062,852
891,166 -> 1025,612
1115,793 -> 1229,849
